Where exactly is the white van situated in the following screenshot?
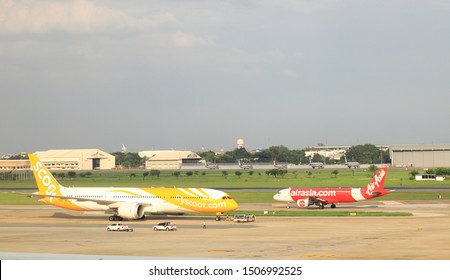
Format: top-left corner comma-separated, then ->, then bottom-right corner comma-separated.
233,214 -> 256,222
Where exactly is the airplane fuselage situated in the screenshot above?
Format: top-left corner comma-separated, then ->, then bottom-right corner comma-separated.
274,168 -> 389,208
274,187 -> 389,204
34,186 -> 237,214
28,153 -> 238,220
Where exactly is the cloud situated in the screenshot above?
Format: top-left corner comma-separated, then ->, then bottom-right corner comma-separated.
257,0 -> 337,13
171,31 -> 217,48
0,0 -> 175,33
281,69 -> 298,77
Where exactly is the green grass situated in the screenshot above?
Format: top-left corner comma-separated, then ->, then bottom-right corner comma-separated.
1,167 -> 450,189
188,210 -> 413,217
0,189 -> 414,217
0,192 -> 40,205
1,189 -> 448,205
227,190 -> 450,203
1,167 -> 449,205
0,168 -> 450,188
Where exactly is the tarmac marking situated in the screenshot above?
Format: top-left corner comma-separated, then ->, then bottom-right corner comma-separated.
379,201 -> 403,205
207,250 -> 236,253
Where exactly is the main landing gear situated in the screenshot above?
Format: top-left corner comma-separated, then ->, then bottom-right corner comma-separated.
318,203 -> 336,209
109,215 -> 123,221
215,212 -> 225,221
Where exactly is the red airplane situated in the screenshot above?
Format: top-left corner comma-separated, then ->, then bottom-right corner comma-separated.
273,167 -> 389,209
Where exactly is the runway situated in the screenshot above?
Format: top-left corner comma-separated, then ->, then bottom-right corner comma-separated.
1,201 -> 449,260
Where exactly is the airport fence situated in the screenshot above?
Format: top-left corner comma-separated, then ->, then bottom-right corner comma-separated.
0,171 -> 33,181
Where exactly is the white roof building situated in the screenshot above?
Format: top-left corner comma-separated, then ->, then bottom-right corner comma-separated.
138,150 -> 202,170
35,149 -> 115,170
390,145 -> 450,168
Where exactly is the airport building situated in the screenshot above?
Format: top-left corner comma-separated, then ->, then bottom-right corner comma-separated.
304,146 -> 350,161
304,145 -> 391,161
34,149 -> 115,170
138,150 -> 202,170
0,159 -> 30,171
390,145 -> 450,168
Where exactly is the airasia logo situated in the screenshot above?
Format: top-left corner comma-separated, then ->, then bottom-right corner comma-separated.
33,161 -> 57,202
290,189 -> 337,197
365,169 -> 386,195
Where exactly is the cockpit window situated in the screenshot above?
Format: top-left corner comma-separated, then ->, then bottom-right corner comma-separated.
222,195 -> 232,200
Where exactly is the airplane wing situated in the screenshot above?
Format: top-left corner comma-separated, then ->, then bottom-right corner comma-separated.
27,193 -> 152,207
307,196 -> 328,209
309,196 -> 326,203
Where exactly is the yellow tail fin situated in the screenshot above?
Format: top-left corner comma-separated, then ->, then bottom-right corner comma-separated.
28,154 -> 62,199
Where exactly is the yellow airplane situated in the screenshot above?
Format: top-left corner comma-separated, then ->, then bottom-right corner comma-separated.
28,154 -> 238,221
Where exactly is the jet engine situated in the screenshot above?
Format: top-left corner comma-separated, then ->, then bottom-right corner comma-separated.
117,203 -> 145,219
296,198 -> 309,208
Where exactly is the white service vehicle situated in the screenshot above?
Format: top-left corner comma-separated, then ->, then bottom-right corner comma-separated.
233,214 -> 256,222
106,223 -> 133,232
153,222 -> 177,231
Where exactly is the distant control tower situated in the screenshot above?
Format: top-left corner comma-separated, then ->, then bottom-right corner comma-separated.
237,138 -> 245,149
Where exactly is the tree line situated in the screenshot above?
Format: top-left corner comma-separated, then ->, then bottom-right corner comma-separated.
199,144 -> 390,165
0,144 -> 391,169
108,144 -> 390,168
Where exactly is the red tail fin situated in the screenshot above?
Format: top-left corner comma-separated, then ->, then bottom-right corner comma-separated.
362,167 -> 387,198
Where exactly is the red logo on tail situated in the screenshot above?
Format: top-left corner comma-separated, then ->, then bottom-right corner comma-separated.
365,168 -> 387,196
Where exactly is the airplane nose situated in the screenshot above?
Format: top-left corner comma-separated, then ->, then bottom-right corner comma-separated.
230,200 -> 239,211
273,194 -> 280,200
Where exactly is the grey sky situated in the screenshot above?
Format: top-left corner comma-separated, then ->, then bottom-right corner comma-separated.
1,0 -> 450,154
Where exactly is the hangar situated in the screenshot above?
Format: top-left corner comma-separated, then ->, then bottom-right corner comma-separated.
390,145 -> 450,168
35,149 -> 115,170
138,150 -> 202,170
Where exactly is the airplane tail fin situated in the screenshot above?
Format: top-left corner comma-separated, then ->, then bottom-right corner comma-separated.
362,167 -> 388,198
28,153 -> 63,201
